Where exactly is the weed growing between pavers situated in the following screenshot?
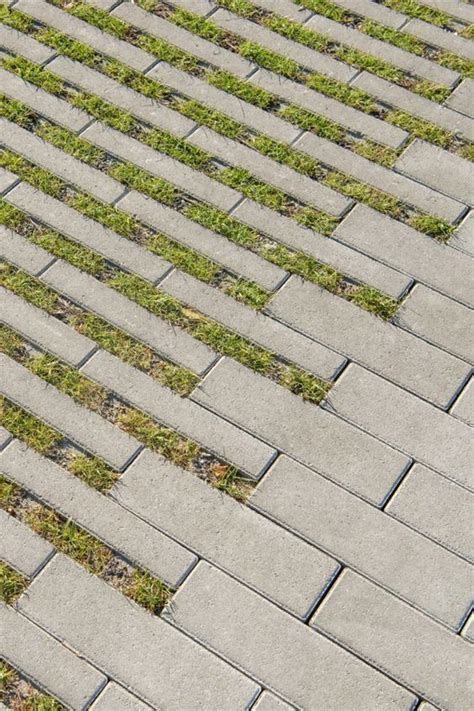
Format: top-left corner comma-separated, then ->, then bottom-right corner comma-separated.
0,562 -> 27,604
0,660 -> 65,710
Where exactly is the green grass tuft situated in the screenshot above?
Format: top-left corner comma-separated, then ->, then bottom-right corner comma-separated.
108,163 -> 179,206
0,562 -> 27,604
68,455 -> 118,492
293,207 -> 338,236
137,33 -> 199,71
0,95 -> 34,128
207,69 -> 274,108
407,213 -> 454,241
176,99 -> 245,139
280,366 -> 331,404
218,166 -> 288,211
141,129 -> 211,170
251,134 -> 323,178
118,408 -> 199,467
172,7 -> 228,43
124,569 -> 171,614
224,280 -> 270,310
184,204 -> 259,248
29,231 -> 105,275
262,243 -> 341,290
25,507 -> 111,575
69,2 -> 130,38
239,41 -> 300,79
385,110 -> 453,148
35,124 -> 105,167
70,93 -> 136,132
69,193 -> 137,237
323,171 -> 402,216
0,267 -> 59,314
28,354 -> 106,411
148,233 -> 219,283
2,55 -> 64,95
279,105 -> 345,143
305,72 -> 378,113
0,397 -> 61,455
345,286 -> 398,320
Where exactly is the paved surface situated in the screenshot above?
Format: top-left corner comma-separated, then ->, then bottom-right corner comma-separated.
0,0 -> 472,708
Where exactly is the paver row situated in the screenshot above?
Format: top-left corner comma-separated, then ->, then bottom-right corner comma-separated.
0,438 -> 196,587
266,275 -> 470,408
16,553 -> 261,710
394,138 -> 474,206
351,71 -> 474,142
247,66 -> 409,149
249,454 -> 472,628
311,569 -> 473,710
0,352 -> 143,471
293,131 -> 467,222
192,357 -> 410,504
326,363 -> 472,488
0,53 -> 414,299
1,601 -> 107,711
334,203 -> 474,307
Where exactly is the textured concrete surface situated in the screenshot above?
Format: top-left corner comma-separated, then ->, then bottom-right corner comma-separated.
0,0 -> 472,707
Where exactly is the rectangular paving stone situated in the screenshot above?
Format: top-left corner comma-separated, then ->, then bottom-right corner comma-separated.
115,449 -> 339,619
1,225 -> 56,276
81,120 -> 240,211
112,2 -> 254,77
451,209 -> 474,257
248,67 -> 408,149
416,0 -> 474,24
148,62 -> 300,145
352,71 -> 474,142
295,131 -> 466,222
0,602 -> 107,711
267,276 -> 469,408
41,260 -> 217,375
385,463 -> 474,562
0,508 -> 54,578
403,18 -> 474,60
306,13 -> 459,86
5,182 -> 171,284
0,288 -> 96,368
0,24 -> 56,64
450,377 -> 474,427
252,691 -> 294,711
192,358 -> 409,504
211,8 -> 357,83
233,199 -> 412,299
116,190 -> 287,291
19,553 -> 260,710
162,562 -> 417,710
395,139 -> 474,205
90,682 -> 152,711
0,353 -> 142,471
326,363 -> 473,488
334,204 -> 474,307
1,118 -> 124,205
0,440 -> 195,587
394,284 -> 474,362
81,349 -> 276,480
312,570 -> 473,710
0,67 -> 91,133
16,0 -> 156,72
189,127 -> 352,217
250,455 -> 472,629
445,78 -> 474,118
160,269 -> 345,379
48,55 -> 194,137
